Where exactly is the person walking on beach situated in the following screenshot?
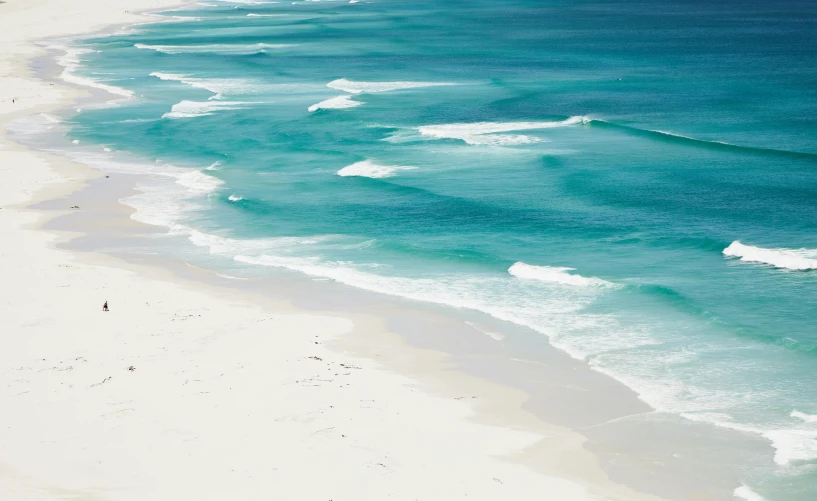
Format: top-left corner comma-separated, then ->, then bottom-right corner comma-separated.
103,301 -> 109,312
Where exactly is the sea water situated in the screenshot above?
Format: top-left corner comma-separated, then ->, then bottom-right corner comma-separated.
41,0 -> 817,498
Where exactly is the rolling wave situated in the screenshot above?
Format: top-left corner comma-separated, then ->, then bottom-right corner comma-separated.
308,95 -> 361,112
508,262 -> 614,287
416,116 -> 588,146
734,485 -> 768,501
588,120 -> 817,161
326,78 -> 455,94
723,241 -> 817,271
337,160 -> 416,178
163,99 -> 248,119
150,72 -> 261,99
792,411 -> 817,423
135,42 -> 292,55
51,46 -> 134,98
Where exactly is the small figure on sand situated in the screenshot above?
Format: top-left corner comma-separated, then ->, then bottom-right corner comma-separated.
103,301 -> 109,312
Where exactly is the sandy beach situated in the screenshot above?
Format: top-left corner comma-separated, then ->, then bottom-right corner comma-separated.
0,1 -> 770,500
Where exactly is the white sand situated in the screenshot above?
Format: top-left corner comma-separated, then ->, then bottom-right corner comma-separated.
0,1 -> 668,499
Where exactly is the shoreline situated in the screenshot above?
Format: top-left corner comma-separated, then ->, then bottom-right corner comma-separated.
0,1 -> 772,500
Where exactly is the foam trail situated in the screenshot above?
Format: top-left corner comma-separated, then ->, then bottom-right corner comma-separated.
217,0 -> 280,4
509,262 -> 613,288
465,322 -> 506,342
51,46 -> 134,98
764,429 -> 817,465
337,160 -> 416,178
150,72 -> 265,99
5,114 -> 62,140
680,411 -> 817,466
165,170 -> 224,194
228,194 -> 244,201
308,95 -> 361,112
733,486 -> 767,501
417,116 -> 588,146
151,72 -> 309,97
792,410 -> 817,423
723,241 -> 817,271
326,78 -> 455,94
163,100 -> 248,119
135,43 -> 291,55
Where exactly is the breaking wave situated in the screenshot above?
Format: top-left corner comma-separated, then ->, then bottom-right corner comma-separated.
51,46 -> 134,98
326,78 -> 455,94
308,95 -> 362,112
723,241 -> 817,271
135,42 -> 292,55
508,262 -> 614,288
734,486 -> 767,501
163,100 -> 248,119
337,160 -> 416,178
416,116 -> 589,146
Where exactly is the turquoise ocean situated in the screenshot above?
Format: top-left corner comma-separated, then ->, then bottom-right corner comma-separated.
38,0 -> 817,498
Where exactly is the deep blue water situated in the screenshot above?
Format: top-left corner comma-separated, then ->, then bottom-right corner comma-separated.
58,0 -> 817,498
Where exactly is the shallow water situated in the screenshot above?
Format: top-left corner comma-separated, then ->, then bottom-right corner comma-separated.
40,0 -> 817,498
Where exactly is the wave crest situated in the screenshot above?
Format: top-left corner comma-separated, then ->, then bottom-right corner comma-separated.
308,95 -> 362,112
337,160 -> 416,178
508,262 -> 613,287
723,241 -> 817,271
51,46 -> 134,98
416,116 -> 588,146
163,100 -> 248,119
791,410 -> 817,423
734,486 -> 767,501
326,78 -> 455,94
135,42 -> 291,55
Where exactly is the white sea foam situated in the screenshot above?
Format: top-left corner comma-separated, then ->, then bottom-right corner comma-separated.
216,273 -> 249,280
228,194 -> 244,201
150,72 -> 264,99
188,230 -> 325,256
764,429 -> 817,466
51,46 -> 134,98
165,170 -> 224,194
307,95 -> 362,112
216,0 -> 279,4
792,410 -> 817,423
135,42 -> 291,55
125,169 -> 222,229
416,116 -> 588,146
31,146 -> 224,231
508,262 -> 613,288
679,411 -> 817,466
309,79 -> 454,112
337,160 -> 416,178
723,241 -> 817,271
734,485 -> 767,501
326,78 -> 455,94
163,100 -> 248,119
5,114 -> 61,140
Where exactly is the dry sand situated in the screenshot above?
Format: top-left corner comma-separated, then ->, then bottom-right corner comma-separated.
0,1 -> 676,499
